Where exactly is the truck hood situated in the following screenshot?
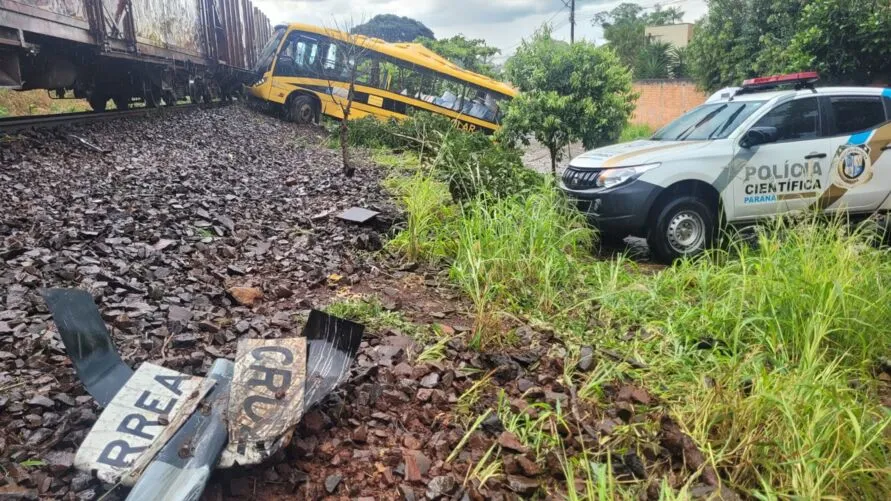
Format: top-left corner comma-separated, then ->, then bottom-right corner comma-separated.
569,140 -> 709,169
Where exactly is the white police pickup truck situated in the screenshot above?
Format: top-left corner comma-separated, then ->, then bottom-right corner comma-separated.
560,72 -> 891,262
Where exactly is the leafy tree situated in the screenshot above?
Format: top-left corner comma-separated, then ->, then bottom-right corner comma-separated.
687,0 -> 805,91
786,0 -> 891,84
669,46 -> 689,78
636,42 -> 673,79
352,14 -> 434,43
501,27 -> 635,176
593,3 -> 684,70
416,35 -> 501,78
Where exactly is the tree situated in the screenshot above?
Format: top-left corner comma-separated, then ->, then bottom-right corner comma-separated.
324,19 -> 373,177
416,35 -> 500,78
501,26 -> 635,176
352,14 -> 434,43
593,3 -> 684,70
669,46 -> 689,79
687,0 -> 805,91
785,0 -> 891,84
635,42 -> 673,79
687,0 -> 891,91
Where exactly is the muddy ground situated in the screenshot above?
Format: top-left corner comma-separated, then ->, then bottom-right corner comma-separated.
1,106 -> 709,500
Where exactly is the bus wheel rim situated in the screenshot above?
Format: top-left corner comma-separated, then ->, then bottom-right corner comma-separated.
299,104 -> 312,121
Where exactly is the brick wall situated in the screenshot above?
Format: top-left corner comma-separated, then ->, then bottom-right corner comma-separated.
631,79 -> 708,130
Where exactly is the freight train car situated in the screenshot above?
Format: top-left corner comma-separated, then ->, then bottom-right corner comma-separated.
0,0 -> 271,110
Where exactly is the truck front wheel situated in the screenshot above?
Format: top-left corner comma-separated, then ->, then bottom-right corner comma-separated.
647,196 -> 717,263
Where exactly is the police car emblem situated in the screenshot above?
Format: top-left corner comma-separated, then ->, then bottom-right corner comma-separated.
832,144 -> 873,188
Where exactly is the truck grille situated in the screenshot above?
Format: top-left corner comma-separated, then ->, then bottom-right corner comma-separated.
562,167 -> 601,190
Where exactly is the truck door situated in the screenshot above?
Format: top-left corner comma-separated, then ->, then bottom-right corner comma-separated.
799,94 -> 891,213
733,96 -> 829,219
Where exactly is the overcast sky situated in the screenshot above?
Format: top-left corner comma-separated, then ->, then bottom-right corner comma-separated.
253,0 -> 708,61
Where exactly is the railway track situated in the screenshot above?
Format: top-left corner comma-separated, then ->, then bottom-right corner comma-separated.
0,102 -> 224,133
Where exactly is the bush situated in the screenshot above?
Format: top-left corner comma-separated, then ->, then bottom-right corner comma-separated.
619,123 -> 653,142
335,111 -> 543,201
433,130 -> 542,201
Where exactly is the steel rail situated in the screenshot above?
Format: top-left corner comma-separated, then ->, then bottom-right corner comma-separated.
0,102 -> 226,133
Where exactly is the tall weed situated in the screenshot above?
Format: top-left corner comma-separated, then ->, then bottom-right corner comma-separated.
384,173 -> 454,263
591,217 -> 891,499
445,184 -> 594,346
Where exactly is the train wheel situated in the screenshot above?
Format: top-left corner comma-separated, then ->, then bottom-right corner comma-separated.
162,91 -> 177,107
88,94 -> 108,112
113,96 -> 130,111
144,87 -> 162,108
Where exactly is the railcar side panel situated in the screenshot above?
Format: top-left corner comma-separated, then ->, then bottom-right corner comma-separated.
136,0 -> 202,54
18,0 -> 86,20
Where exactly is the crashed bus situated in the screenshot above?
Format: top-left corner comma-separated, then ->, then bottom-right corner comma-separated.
247,23 -> 516,133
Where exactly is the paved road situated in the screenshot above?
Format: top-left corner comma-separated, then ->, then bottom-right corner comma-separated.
521,140 -> 584,175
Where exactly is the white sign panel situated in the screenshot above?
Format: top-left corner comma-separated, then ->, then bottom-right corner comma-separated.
74,363 -> 204,485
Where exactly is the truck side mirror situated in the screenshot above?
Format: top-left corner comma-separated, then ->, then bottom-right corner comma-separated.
740,126 -> 779,148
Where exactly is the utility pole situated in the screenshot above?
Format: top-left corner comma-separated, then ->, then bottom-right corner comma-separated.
562,0 -> 576,43
570,0 -> 575,43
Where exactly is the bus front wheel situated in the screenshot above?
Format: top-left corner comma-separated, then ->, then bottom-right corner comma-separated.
288,95 -> 318,125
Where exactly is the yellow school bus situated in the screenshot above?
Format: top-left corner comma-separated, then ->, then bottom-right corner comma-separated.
247,23 -> 517,134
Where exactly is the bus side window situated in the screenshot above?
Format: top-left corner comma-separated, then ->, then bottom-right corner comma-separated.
349,53 -> 378,87
274,32 -> 321,78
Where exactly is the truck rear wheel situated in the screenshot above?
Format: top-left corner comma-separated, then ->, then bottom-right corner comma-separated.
647,196 -> 716,263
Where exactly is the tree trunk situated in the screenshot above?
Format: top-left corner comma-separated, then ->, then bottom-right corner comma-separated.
341,73 -> 358,178
549,147 -> 558,178
340,120 -> 351,177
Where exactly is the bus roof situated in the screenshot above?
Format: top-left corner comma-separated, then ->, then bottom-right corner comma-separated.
280,22 -> 518,98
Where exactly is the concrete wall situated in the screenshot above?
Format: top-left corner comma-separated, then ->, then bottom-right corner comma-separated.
645,24 -> 694,48
630,79 -> 707,130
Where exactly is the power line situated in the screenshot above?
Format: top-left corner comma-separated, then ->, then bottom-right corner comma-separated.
500,1 -> 568,54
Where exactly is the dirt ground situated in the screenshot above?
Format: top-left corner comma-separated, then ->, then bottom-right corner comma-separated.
1,105 -> 710,500
0,90 -> 90,117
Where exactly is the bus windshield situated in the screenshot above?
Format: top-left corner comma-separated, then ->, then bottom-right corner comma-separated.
652,101 -> 766,141
254,27 -> 286,74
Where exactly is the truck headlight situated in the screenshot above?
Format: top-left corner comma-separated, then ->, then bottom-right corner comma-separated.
595,163 -> 661,188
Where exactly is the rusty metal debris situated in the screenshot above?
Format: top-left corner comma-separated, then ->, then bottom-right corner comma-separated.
337,207 -> 380,224
42,289 -> 364,501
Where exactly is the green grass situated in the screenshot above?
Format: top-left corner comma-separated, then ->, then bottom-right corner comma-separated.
325,295 -> 422,338
362,108 -> 890,498
589,220 -> 891,498
389,172 -> 891,498
619,123 -> 654,142
384,173 -> 454,263
0,105 -> 8,118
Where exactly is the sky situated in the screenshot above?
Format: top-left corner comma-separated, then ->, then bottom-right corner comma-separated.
253,0 -> 708,61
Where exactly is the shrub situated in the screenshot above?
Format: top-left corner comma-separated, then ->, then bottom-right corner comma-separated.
335,111 -> 543,201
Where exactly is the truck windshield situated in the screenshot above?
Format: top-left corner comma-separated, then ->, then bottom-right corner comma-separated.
652,101 -> 766,141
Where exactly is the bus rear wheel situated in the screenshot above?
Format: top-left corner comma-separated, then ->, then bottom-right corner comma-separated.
288,95 -> 318,124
